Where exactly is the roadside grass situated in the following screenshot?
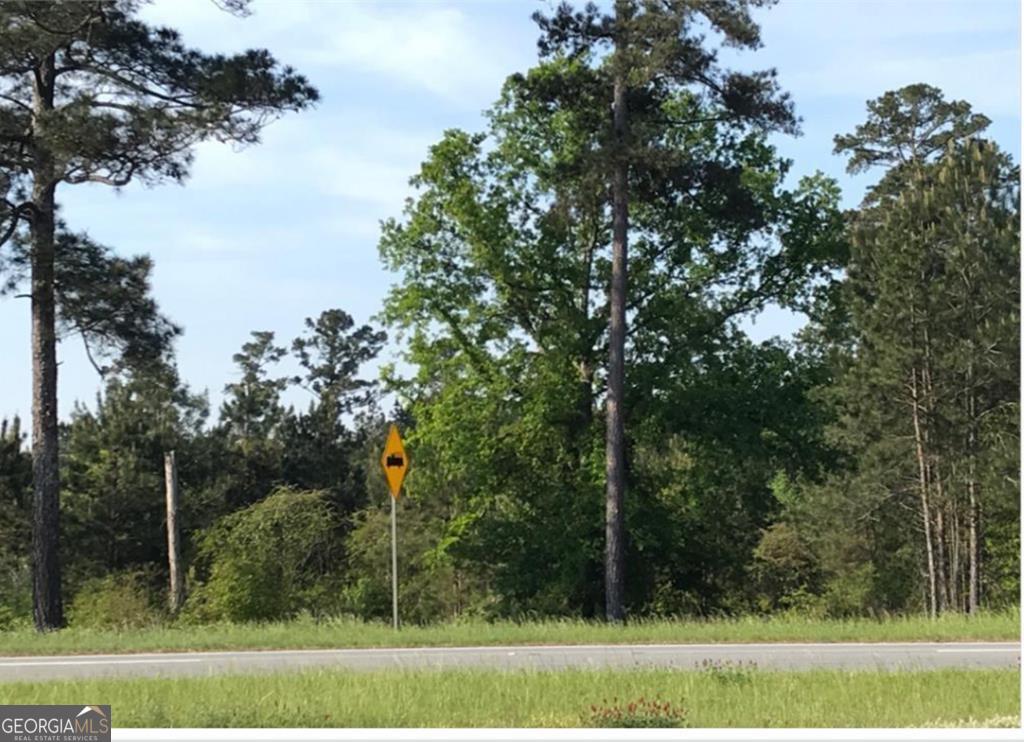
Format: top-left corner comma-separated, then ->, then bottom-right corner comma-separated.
0,667 -> 1017,727
0,608 -> 1017,657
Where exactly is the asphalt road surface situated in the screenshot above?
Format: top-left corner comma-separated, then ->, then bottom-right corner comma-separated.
0,642 -> 1017,682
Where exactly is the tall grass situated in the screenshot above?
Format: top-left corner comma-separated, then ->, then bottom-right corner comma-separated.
0,667 -> 1017,727
0,608 -> 1017,656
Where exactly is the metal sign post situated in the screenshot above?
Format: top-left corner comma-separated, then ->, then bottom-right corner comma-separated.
390,493 -> 398,631
380,424 -> 408,631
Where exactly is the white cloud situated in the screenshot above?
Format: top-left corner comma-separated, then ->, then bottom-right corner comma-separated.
764,0 -> 1016,42
299,4 -> 519,105
140,1 -> 524,107
784,48 -> 1020,118
755,1 -> 1020,118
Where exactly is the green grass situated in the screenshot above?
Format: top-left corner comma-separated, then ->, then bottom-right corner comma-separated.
0,667 -> 1017,727
0,609 -> 1017,656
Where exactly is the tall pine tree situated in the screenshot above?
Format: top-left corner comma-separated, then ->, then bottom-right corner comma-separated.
531,0 -> 797,620
0,1 -> 317,629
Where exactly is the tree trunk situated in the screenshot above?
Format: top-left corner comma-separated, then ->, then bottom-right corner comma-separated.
949,501 -> 961,611
604,37 -> 629,625
934,505 -> 949,614
30,53 -> 63,632
919,323 -> 949,614
966,366 -> 981,613
910,366 -> 937,619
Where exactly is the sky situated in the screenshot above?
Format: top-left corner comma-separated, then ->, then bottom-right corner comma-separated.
0,0 -> 1019,424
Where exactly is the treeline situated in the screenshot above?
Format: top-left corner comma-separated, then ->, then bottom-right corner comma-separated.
1,80 -> 1018,628
0,1 -> 1018,630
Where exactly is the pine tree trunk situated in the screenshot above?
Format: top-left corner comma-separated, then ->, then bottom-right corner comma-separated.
966,364 -> 981,613
934,504 -> 949,613
949,502 -> 961,611
604,44 -> 629,625
910,366 -> 937,619
921,323 -> 950,614
30,53 -> 63,632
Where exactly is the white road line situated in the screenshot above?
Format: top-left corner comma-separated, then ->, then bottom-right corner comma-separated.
935,648 -> 1018,653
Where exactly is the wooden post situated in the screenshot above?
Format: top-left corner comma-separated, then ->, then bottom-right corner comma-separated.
164,450 -> 184,614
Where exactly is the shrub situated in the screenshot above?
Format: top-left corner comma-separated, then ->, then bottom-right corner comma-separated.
752,522 -> 820,613
586,697 -> 688,728
185,487 -> 342,622
342,500 -> 480,624
67,571 -> 163,629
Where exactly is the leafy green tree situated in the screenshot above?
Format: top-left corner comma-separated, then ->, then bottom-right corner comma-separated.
379,40 -> 843,617
291,309 -> 387,416
0,0 -> 317,629
629,334 -> 838,615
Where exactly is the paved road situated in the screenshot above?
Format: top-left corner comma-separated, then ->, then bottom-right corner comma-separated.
0,642 -> 1017,682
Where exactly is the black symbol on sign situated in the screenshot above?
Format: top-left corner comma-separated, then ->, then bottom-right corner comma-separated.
386,454 -> 404,468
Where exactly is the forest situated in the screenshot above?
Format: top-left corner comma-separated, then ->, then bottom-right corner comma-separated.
0,0 -> 1019,633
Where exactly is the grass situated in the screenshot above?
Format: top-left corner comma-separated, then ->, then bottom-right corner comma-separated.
0,667 -> 1017,727
0,608 -> 1017,656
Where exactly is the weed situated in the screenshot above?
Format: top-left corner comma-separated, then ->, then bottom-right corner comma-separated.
586,696 -> 689,728
700,658 -> 758,684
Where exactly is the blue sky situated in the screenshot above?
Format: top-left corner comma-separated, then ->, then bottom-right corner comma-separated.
0,0 -> 1019,423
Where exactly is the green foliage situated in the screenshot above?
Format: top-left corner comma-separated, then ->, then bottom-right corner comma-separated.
281,310 -> 386,515
0,1 -> 318,204
0,3 -> 1015,632
378,29 -> 844,615
0,561 -> 31,631
834,83 -> 990,176
752,523 -> 820,613
60,366 -> 210,591
0,0 -> 318,630
220,331 -> 289,444
67,571 -> 163,630
794,86 -> 1020,616
0,229 -> 181,373
0,417 -> 31,626
186,488 -> 342,623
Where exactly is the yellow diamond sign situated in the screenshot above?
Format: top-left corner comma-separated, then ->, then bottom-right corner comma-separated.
380,424 -> 408,499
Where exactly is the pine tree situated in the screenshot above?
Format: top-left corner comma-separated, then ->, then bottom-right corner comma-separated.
531,0 -> 797,621
831,86 -> 1019,615
0,1 -> 317,630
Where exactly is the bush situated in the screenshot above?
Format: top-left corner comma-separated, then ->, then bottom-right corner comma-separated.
751,522 -> 820,613
67,571 -> 163,629
185,487 -> 342,622
341,499 -> 475,624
